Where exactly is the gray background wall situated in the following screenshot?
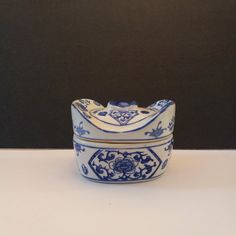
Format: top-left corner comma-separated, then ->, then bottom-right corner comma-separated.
1,0 -> 236,148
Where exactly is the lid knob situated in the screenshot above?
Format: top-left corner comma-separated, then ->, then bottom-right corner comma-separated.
107,101 -> 138,111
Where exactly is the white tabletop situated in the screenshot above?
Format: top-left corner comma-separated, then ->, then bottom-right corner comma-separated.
0,149 -> 235,236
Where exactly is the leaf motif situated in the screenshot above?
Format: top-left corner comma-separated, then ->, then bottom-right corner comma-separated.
141,156 -> 152,164
105,152 -> 116,161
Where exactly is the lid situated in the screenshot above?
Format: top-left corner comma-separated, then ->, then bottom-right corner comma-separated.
71,99 -> 175,142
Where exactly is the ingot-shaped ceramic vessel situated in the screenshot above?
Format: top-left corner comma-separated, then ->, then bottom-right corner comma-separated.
71,99 -> 175,183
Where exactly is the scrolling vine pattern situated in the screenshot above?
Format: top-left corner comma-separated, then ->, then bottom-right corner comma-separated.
88,149 -> 162,181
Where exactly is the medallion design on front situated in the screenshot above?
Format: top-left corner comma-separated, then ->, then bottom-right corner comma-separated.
88,149 -> 162,181
109,110 -> 139,125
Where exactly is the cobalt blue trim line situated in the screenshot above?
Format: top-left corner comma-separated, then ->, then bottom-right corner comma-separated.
73,137 -> 173,150
73,132 -> 173,143
80,173 -> 164,183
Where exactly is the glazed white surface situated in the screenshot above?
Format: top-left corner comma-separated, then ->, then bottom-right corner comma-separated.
0,149 -> 235,236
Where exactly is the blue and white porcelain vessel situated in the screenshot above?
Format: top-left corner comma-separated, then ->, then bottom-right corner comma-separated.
71,99 -> 175,183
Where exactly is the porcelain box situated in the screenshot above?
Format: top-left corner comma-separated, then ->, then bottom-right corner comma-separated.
71,99 -> 175,183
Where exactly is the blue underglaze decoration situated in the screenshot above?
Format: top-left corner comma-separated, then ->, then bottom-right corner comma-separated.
79,99 -> 91,108
109,110 -> 139,125
141,110 -> 150,114
168,116 -> 175,132
164,139 -> 174,156
74,142 -> 85,156
145,121 -> 166,138
88,148 -> 162,181
74,121 -> 90,136
75,102 -> 88,112
108,101 -> 137,108
75,100 -> 93,118
161,159 -> 168,169
73,138 -> 172,150
74,101 -> 92,119
157,100 -> 173,107
91,109 -> 154,127
72,99 -> 173,134
81,164 -> 89,175
149,100 -> 174,110
98,111 -> 107,116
